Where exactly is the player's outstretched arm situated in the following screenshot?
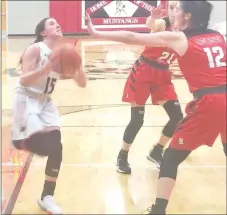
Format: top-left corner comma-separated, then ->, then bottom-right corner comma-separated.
85,13 -> 187,56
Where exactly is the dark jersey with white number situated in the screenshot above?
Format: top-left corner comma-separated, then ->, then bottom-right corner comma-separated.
178,28 -> 226,93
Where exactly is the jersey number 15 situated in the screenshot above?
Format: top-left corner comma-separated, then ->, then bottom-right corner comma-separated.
204,46 -> 226,68
44,77 -> 57,94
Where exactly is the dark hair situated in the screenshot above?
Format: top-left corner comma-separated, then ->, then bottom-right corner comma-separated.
180,1 -> 213,29
34,17 -> 50,43
19,17 -> 50,65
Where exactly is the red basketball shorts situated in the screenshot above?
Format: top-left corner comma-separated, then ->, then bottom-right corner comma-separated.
169,93 -> 226,151
122,60 -> 178,105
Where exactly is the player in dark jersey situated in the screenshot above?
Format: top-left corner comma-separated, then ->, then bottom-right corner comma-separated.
85,0 -> 226,214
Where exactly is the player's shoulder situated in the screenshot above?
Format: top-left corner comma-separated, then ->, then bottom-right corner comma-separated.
23,43 -> 40,61
24,43 -> 41,58
163,31 -> 188,57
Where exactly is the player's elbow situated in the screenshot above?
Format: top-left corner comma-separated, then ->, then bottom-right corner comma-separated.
19,76 -> 30,87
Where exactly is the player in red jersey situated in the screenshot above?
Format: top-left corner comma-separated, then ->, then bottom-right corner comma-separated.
120,2 -> 184,174
117,3 -> 184,174
119,2 -> 184,174
100,2 -> 184,174
119,27 -> 183,174
85,0 -> 226,213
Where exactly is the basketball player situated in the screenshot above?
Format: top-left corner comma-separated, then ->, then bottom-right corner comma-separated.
85,1 -> 226,214
104,1 -> 183,174
11,18 -> 86,214
117,3 -> 183,173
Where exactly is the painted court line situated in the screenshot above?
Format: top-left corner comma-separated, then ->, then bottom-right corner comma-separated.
2,162 -> 226,169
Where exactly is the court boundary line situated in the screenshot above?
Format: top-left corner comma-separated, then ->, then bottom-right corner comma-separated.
2,162 -> 226,169
2,153 -> 34,215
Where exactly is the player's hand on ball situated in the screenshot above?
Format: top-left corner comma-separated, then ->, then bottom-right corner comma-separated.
84,12 -> 96,35
48,52 -> 62,74
41,56 -> 61,75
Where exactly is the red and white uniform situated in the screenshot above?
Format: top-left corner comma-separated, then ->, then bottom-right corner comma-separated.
169,28 -> 227,150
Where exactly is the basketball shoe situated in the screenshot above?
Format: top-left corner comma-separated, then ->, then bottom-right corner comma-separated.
147,145 -> 163,169
37,195 -> 63,214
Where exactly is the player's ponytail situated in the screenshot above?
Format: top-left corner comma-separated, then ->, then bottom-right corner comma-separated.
19,17 -> 49,66
199,1 -> 213,28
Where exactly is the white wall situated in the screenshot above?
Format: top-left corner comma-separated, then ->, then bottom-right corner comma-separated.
7,1 -> 49,35
208,1 -> 226,27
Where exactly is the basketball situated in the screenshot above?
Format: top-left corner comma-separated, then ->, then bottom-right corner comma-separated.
52,42 -> 82,76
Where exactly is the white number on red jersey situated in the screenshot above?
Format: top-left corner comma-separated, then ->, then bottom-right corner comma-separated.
158,51 -> 175,64
203,46 -> 226,68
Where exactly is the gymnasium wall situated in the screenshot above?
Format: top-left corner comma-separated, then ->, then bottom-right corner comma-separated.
7,0 -> 166,35
7,1 -> 49,35
5,0 -> 227,36
1,0 -> 6,37
1,0 -> 7,73
208,0 -> 226,28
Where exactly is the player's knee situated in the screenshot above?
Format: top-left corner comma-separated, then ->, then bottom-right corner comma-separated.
45,142 -> 62,178
45,130 -> 62,156
45,131 -> 63,178
162,100 -> 183,137
16,133 -> 49,156
25,130 -> 61,156
123,106 -> 145,144
159,148 -> 191,179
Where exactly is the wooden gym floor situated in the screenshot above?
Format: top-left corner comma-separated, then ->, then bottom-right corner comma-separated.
1,37 -> 226,214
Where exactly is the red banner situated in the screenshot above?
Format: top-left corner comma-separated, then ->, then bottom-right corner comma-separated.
86,0 -> 112,15
82,0 -> 162,30
50,0 -> 167,33
129,0 -> 154,12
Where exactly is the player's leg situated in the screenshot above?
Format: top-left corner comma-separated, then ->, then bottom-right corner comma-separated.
13,130 -> 63,214
148,96 -> 221,214
147,83 -> 183,168
37,98 -> 62,213
149,148 -> 191,214
117,103 -> 146,174
11,95 -> 62,214
117,67 -> 150,174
